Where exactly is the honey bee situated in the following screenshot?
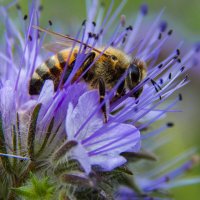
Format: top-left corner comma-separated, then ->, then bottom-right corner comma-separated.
29,26 -> 147,122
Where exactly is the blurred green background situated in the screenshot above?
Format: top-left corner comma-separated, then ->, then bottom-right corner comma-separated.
1,0 -> 200,199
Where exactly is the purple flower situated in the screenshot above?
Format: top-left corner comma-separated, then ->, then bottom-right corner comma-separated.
0,1 -> 199,199
66,90 -> 140,173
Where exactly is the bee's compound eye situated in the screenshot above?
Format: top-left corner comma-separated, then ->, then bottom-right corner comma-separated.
129,64 -> 140,83
111,55 -> 118,61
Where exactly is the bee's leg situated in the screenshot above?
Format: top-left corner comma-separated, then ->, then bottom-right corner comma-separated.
116,80 -> 126,97
82,52 -> 96,71
111,80 -> 125,103
59,52 -> 96,89
98,78 -> 108,123
72,52 -> 96,82
133,87 -> 143,99
82,52 -> 96,81
61,61 -> 74,85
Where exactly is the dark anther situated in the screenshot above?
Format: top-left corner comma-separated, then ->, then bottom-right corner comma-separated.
48,20 -> 53,26
92,21 -> 96,26
159,78 -> 163,84
159,20 -> 168,32
167,122 -> 174,127
176,49 -> 180,55
88,32 -> 93,38
173,55 -> 178,60
151,79 -> 162,90
180,66 -> 185,72
179,93 -> 183,101
177,58 -> 181,63
168,29 -> 173,35
135,99 -> 139,104
158,33 -> 162,40
168,73 -> 172,80
82,19 -> 86,26
95,34 -> 99,40
158,63 -> 163,69
28,35 -> 32,41
151,79 -> 162,100
122,37 -> 126,43
126,25 -> 133,31
23,14 -> 28,20
100,29 -> 103,34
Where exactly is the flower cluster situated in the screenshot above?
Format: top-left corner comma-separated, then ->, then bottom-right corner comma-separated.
0,1 -> 199,199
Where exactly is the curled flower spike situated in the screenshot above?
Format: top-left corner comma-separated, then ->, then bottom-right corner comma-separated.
0,1 -> 199,199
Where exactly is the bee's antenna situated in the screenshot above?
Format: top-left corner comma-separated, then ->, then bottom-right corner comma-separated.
32,25 -> 108,56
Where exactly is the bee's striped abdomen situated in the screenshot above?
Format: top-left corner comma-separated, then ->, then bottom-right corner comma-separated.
29,72 -> 46,95
29,54 -> 66,95
57,52 -> 68,69
29,48 -> 85,95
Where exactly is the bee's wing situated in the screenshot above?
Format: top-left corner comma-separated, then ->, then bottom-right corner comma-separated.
33,25 -> 107,55
43,42 -> 73,53
33,25 -> 77,53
